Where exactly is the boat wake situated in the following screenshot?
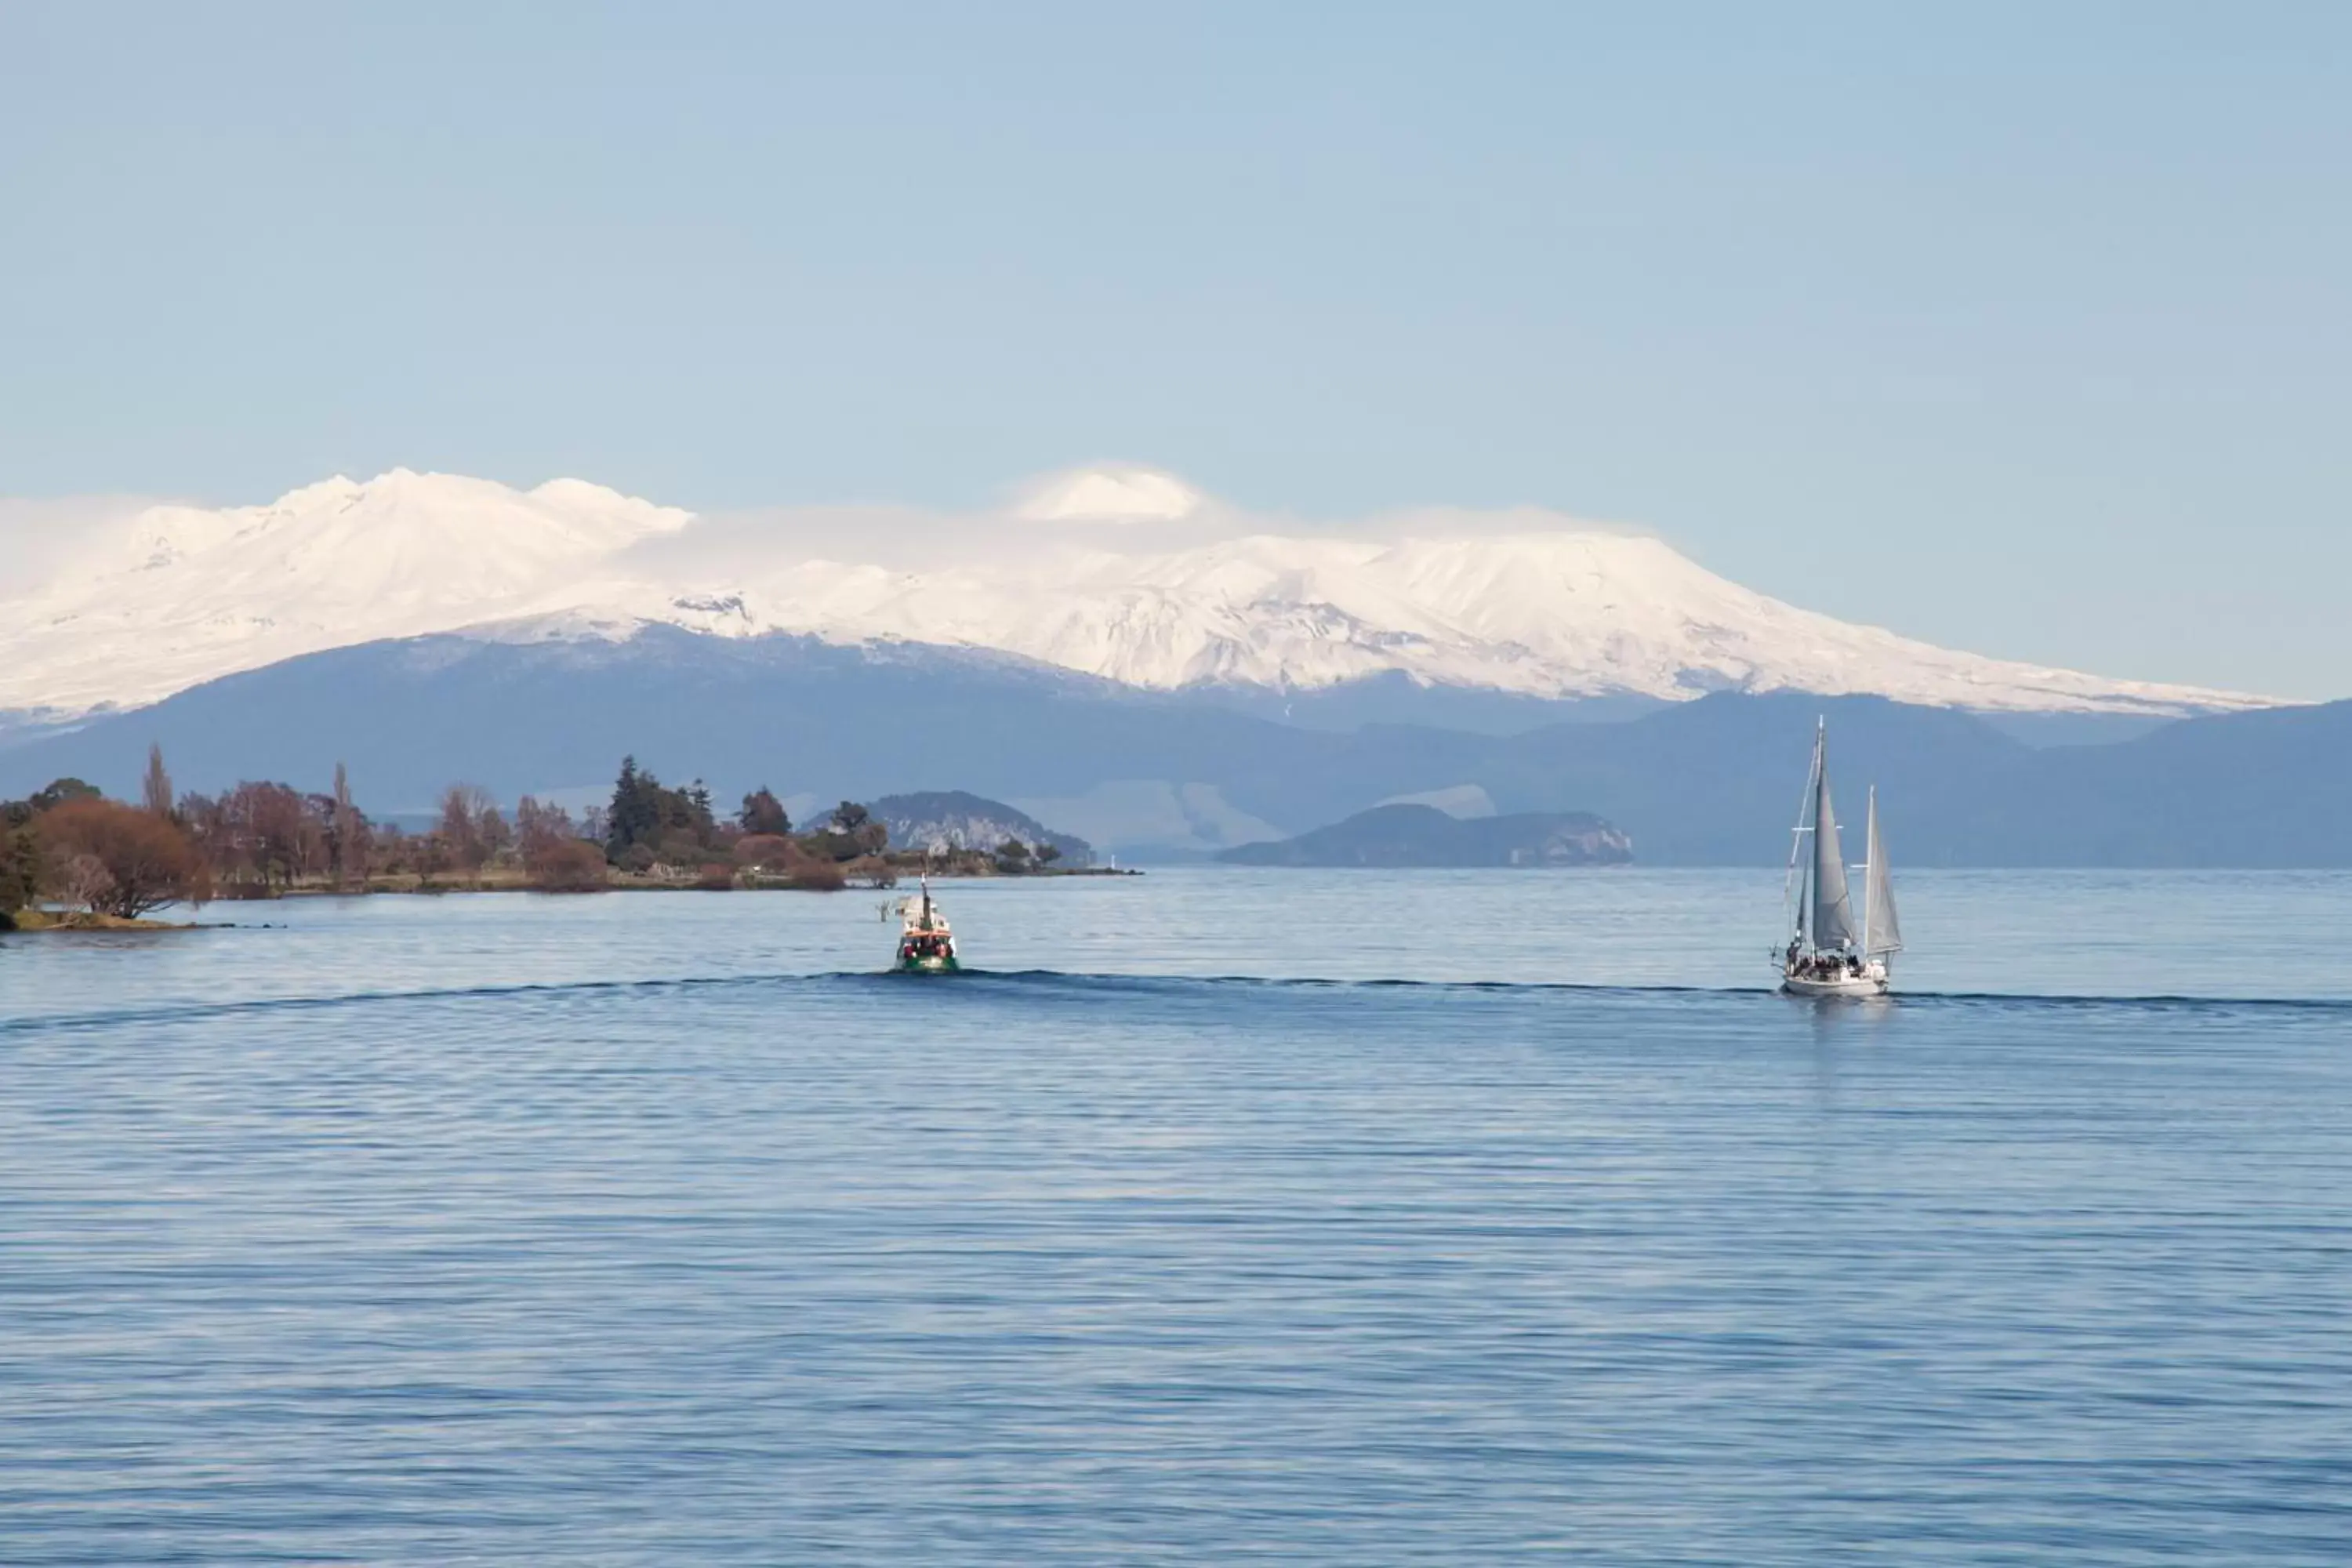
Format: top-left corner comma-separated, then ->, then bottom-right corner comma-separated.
905,969 -> 2352,1014
10,967 -> 2350,1040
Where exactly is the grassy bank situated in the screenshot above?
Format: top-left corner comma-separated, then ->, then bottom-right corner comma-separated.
196,862 -> 1141,901
6,908 -> 196,932
2,860 -> 1138,926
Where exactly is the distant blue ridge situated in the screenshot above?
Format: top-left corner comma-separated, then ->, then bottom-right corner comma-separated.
2,631 -> 2342,864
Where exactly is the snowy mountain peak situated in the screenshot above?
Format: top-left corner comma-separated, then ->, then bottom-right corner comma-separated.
0,466 -> 2279,722
7,470 -> 691,717
111,470 -> 686,581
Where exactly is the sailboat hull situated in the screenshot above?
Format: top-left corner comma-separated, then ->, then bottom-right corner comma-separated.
1782,967 -> 1889,998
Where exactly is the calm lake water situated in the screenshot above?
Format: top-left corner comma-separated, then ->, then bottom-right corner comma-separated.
3,869 -> 2349,1563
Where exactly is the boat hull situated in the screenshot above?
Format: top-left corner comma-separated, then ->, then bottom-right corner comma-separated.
1782,969 -> 1889,997
895,955 -> 961,975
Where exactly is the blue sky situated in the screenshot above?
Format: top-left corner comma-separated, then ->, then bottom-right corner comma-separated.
4,2 -> 2347,695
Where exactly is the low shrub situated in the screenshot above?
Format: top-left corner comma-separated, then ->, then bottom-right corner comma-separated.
843,855 -> 897,889
786,859 -> 847,892
735,833 -> 797,869
532,838 -> 611,893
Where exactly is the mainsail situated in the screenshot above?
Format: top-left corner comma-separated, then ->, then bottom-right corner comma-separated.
1809,739 -> 1858,951
1864,788 -> 1902,956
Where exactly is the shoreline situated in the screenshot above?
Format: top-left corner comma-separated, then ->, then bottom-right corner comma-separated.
5,865 -> 1143,917
4,867 -> 1142,929
5,909 -> 203,932
247,866 -> 1141,898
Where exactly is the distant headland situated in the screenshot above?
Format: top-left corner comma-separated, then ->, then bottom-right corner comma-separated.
1218,804 -> 1633,869
0,748 -> 1120,931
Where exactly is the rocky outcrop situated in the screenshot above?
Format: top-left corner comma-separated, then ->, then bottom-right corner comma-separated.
873,791 -> 1093,866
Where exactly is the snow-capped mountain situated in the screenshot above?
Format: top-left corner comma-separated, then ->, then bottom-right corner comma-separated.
0,466 -> 2271,720
2,470 -> 688,718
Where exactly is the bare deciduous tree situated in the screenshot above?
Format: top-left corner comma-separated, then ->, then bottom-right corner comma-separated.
38,799 -> 212,920
439,783 -> 499,878
63,852 -> 117,912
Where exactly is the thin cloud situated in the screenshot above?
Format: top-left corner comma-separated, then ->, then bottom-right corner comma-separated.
0,495 -> 166,597
616,466 -> 1657,579
3,467 -> 1668,601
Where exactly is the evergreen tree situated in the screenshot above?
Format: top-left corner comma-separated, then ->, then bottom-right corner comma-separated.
0,821 -> 38,916
142,744 -> 174,818
30,778 -> 100,814
330,761 -> 365,888
597,756 -> 738,866
607,756 -> 662,861
739,787 -> 791,837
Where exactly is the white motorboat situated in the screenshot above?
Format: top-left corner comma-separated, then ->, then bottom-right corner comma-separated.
1779,720 -> 1902,997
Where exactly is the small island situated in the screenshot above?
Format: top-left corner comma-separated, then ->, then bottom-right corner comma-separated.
1218,803 -> 1632,868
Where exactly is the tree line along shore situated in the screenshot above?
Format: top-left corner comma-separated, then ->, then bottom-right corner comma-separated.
0,748 -> 1099,931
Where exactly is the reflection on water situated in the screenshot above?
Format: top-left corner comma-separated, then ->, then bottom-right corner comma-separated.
2,872 -> 2349,1563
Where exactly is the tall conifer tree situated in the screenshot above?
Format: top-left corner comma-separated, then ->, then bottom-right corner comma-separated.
141,744 -> 173,818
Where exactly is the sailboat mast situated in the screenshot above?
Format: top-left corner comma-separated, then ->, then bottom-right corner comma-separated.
1785,719 -> 1823,940
1861,786 -> 1875,957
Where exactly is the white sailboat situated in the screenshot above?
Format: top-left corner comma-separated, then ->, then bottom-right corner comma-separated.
1779,720 -> 1902,996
